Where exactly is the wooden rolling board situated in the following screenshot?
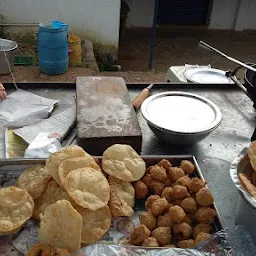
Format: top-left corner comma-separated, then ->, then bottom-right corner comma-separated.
76,76 -> 142,155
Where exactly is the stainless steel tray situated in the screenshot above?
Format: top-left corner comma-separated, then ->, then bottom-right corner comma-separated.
0,155 -> 224,236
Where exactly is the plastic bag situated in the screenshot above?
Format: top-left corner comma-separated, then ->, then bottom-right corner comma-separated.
24,132 -> 62,158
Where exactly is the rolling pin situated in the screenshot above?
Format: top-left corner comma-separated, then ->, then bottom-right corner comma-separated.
132,84 -> 154,110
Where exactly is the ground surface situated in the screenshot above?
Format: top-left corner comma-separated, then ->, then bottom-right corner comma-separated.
1,27 -> 256,83
119,27 -> 256,80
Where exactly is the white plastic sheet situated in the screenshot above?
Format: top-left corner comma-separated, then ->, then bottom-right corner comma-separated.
0,89 -> 58,126
24,132 -> 62,158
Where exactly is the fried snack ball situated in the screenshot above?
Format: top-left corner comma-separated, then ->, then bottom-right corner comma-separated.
195,207 -> 216,224
168,205 -> 186,224
129,225 -> 151,245
161,187 -> 173,203
157,213 -> 173,228
173,222 -> 192,241
164,244 -> 176,248
193,223 -> 211,239
142,237 -> 159,247
172,200 -> 182,206
134,181 -> 148,199
151,180 -> 165,195
164,176 -> 173,187
188,178 -> 206,193
152,227 -> 172,246
195,232 -> 211,245
178,239 -> 195,248
149,165 -> 167,182
181,197 -> 197,213
146,166 -> 154,174
151,198 -> 169,216
169,167 -> 185,182
145,195 -> 160,210
196,187 -> 214,207
157,159 -> 172,171
141,174 -> 152,187
181,160 -> 195,174
140,210 -> 157,231
176,175 -> 191,188
183,213 -> 195,226
172,185 -> 189,200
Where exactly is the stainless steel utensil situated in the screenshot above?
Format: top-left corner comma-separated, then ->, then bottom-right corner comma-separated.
141,91 -> 222,144
199,41 -> 256,72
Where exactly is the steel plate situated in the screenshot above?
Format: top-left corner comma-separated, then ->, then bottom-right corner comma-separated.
141,91 -> 222,134
184,68 -> 234,84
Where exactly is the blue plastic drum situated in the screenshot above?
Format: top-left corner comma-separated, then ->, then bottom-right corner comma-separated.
38,21 -> 68,74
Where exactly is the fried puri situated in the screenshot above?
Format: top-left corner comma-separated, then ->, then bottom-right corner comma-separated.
140,210 -> 156,231
168,205 -> 186,224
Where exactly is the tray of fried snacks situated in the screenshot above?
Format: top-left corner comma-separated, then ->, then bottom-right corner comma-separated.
0,144 -> 223,255
230,141 -> 256,207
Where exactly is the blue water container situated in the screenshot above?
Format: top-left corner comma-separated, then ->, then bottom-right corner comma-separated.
38,21 -> 68,74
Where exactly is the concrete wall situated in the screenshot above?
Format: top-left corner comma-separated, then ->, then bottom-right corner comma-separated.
235,0 -> 256,31
0,0 -> 121,48
209,0 -> 240,30
126,0 -> 154,28
209,0 -> 256,31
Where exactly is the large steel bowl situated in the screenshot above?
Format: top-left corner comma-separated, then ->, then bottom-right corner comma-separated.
0,38 -> 18,75
141,91 -> 222,145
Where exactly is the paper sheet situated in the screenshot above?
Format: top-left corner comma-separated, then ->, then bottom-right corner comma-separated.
0,89 -> 58,126
13,105 -> 76,144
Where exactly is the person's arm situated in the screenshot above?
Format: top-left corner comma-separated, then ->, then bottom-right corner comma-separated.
0,83 -> 7,100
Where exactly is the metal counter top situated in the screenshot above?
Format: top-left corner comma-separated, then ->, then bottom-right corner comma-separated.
3,82 -> 256,228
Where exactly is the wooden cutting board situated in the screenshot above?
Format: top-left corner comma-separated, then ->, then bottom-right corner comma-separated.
76,76 -> 142,155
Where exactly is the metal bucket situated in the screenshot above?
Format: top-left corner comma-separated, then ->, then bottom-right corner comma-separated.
0,38 -> 18,75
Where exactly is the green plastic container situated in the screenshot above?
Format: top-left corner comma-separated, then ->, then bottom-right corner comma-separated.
14,56 -> 34,66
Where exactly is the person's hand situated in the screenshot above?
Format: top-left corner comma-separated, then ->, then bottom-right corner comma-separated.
0,83 -> 7,101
